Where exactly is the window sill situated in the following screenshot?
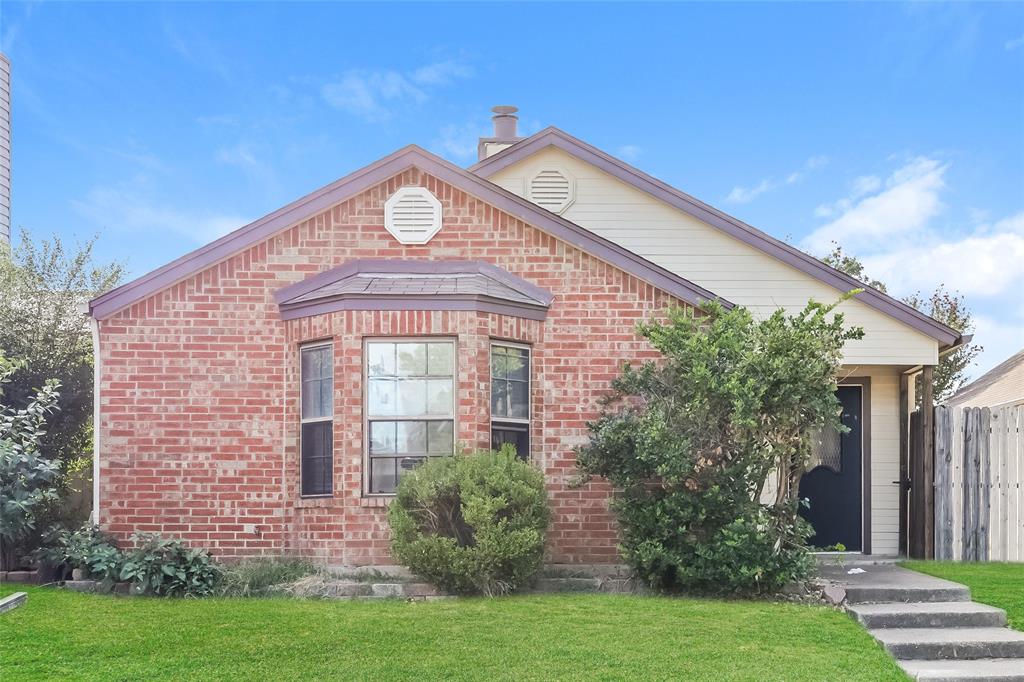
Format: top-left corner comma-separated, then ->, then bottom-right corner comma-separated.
359,496 -> 393,508
295,495 -> 334,508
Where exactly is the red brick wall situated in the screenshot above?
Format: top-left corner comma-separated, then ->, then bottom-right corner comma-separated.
97,168 -> 690,565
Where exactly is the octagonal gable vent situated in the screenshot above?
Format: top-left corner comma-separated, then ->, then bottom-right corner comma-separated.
384,187 -> 443,244
527,168 -> 575,214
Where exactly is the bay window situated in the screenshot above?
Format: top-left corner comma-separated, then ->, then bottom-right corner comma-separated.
365,340 -> 455,494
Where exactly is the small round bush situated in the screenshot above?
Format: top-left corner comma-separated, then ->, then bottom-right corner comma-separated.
388,449 -> 550,596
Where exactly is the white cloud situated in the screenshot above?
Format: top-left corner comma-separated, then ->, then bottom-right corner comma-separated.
860,212 -> 1024,297
805,154 -> 1024,381
321,59 -> 473,121
969,313 -> 1024,379
72,179 -> 249,244
803,156 -> 948,253
1006,33 -> 1024,51
410,59 -> 474,86
617,145 -> 642,162
433,122 -> 490,161
726,156 -> 828,204
216,142 -> 280,195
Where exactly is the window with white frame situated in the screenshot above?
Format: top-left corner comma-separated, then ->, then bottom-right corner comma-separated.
490,343 -> 530,459
300,343 -> 333,496
365,340 -> 455,495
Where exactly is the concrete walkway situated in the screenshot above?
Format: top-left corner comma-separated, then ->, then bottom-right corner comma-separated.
817,561 -> 1024,681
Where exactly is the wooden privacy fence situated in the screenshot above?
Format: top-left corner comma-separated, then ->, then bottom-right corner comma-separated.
934,405 -> 1023,561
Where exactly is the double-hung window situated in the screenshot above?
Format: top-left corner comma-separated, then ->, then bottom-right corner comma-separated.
300,343 -> 333,496
365,340 -> 455,495
491,343 -> 530,459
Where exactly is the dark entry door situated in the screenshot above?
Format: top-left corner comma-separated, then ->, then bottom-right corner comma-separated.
799,385 -> 863,551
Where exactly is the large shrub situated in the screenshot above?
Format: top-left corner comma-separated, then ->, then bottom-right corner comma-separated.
0,353 -> 62,570
119,532 -> 222,597
389,449 -> 550,596
576,299 -> 863,594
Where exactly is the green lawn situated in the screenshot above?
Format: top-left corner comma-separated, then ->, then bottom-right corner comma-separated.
901,561 -> 1024,631
0,585 -> 904,681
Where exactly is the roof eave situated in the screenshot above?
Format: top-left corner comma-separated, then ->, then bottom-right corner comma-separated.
470,127 -> 962,346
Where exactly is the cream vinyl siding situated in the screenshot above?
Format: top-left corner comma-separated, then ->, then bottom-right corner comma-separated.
489,147 -> 939,366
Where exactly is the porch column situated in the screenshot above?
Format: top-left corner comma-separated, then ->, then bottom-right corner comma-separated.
921,365 -> 935,560
898,372 -> 909,556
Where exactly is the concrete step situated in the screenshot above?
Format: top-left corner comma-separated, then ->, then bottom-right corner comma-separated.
900,658 -> 1024,681
848,602 -> 1008,629
845,584 -> 972,604
872,627 -> 1024,661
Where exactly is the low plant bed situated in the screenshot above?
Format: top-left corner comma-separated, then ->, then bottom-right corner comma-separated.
901,560 -> 1024,631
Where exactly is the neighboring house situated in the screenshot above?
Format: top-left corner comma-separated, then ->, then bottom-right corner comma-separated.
87,107 -> 966,566
945,349 -> 1024,409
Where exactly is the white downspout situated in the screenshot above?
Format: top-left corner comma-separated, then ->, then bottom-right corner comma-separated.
85,305 -> 102,525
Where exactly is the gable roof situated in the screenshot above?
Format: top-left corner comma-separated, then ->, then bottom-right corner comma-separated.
274,259 -> 553,322
470,127 -> 963,347
88,145 -> 727,320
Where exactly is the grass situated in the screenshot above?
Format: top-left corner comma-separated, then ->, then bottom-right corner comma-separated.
901,561 -> 1024,631
0,585 -> 904,681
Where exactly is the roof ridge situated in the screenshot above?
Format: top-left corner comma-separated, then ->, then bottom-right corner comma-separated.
470,127 -> 963,347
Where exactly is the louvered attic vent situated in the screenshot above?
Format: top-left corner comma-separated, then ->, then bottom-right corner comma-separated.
527,168 -> 575,214
384,187 -> 443,244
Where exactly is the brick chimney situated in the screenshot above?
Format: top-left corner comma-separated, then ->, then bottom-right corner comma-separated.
477,105 -> 523,161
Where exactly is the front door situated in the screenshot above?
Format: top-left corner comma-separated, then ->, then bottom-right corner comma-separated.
799,385 -> 864,551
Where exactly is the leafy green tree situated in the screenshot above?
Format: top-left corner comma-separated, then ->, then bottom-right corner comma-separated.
576,299 -> 863,594
820,242 -> 981,402
0,230 -> 125,473
0,353 -> 62,570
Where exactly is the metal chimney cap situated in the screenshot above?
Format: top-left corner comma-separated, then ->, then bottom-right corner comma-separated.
491,105 -> 518,115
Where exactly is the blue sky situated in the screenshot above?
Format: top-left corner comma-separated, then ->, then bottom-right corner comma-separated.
3,1 -> 1023,378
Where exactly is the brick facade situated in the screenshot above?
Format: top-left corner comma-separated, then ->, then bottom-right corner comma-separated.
97,167 -> 691,566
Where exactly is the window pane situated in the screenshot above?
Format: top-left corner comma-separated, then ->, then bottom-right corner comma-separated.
369,458 -> 397,495
367,378 -> 397,416
492,423 -> 529,460
397,343 -> 427,376
301,346 -> 333,419
367,343 -> 395,377
396,457 -> 425,487
492,347 -> 508,380
492,379 -> 509,418
396,379 -> 427,415
505,348 -> 529,381
302,346 -> 331,380
301,421 -> 333,495
509,380 -> 529,419
426,379 -> 452,414
428,343 -> 454,376
427,421 -> 454,454
396,421 -> 427,454
369,421 -> 397,455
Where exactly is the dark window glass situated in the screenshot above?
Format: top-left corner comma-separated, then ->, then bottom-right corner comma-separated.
492,422 -> 529,460
301,421 -> 333,496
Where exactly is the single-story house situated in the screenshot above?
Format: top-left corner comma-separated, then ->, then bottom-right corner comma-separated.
87,107 -> 967,566
945,349 -> 1024,409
